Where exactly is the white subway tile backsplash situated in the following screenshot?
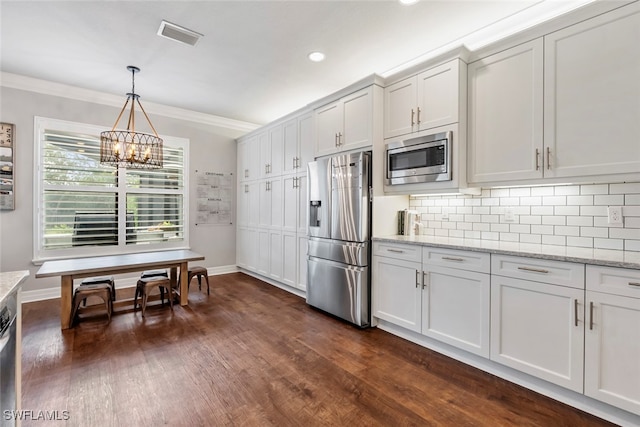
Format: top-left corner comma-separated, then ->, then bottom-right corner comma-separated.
410,181 -> 640,252
520,234 -> 542,244
542,235 -> 566,246
567,216 -> 593,227
554,206 -> 580,216
509,187 -> 531,197
581,184 -> 609,195
567,195 -> 593,206
542,216 -> 566,226
520,215 -> 542,225
554,226 -> 580,236
554,185 -> 580,196
594,195 -> 624,206
520,196 -> 542,206
531,186 -> 555,196
626,195 -> 640,205
581,205 -> 607,216
610,183 -> 640,194
594,238 -> 623,250
543,196 -> 567,206
500,232 -> 520,242
531,225 -> 554,235
531,206 -> 554,215
580,227 -> 609,238
567,236 -> 593,248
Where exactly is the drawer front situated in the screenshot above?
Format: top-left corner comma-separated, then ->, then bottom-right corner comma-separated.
423,247 -> 490,273
373,241 -> 421,263
492,255 -> 584,289
587,265 -> 640,299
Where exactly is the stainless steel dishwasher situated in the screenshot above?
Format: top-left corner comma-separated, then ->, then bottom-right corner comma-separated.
0,292 -> 18,427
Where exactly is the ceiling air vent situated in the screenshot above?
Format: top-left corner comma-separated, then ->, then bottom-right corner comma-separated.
157,20 -> 203,47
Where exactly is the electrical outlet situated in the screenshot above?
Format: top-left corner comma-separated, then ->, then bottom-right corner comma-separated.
441,211 -> 449,221
607,206 -> 623,225
505,208 -> 515,222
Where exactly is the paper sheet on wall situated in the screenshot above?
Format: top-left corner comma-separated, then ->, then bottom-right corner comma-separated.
195,171 -> 233,225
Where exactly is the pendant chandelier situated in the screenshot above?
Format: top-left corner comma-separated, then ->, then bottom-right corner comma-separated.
100,66 -> 163,169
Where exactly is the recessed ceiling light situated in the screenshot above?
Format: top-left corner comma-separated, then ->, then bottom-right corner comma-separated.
399,0 -> 420,5
308,52 -> 325,62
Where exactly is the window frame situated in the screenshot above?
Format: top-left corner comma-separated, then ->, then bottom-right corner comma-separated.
33,116 -> 190,262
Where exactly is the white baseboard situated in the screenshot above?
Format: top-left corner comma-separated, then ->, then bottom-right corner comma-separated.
21,264 -> 239,303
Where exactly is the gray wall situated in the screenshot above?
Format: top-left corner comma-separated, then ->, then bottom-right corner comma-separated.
0,86 -> 239,293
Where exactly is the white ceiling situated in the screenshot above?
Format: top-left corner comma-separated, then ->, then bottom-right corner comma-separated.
1,0 -> 596,128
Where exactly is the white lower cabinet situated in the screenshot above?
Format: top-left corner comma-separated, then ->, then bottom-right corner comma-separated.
373,242 -> 490,356
490,274 -> 585,392
490,255 -> 585,392
373,254 -> 422,332
423,264 -> 490,357
585,265 -> 640,415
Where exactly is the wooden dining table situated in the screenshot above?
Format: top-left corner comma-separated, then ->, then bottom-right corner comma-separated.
36,249 -> 205,329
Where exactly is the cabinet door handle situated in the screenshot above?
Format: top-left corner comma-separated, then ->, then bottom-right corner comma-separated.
335,133 -> 339,147
410,109 -> 415,126
296,157 -> 300,168
574,299 -> 579,327
535,149 -> 540,170
415,270 -> 420,288
589,301 -> 594,330
546,147 -> 551,170
293,157 -> 297,169
629,282 -> 640,287
442,256 -> 464,262
517,266 -> 549,274
387,248 -> 404,253
422,271 -> 428,289
416,107 -> 421,125
244,184 -> 248,193
338,132 -> 342,146
245,168 -> 249,178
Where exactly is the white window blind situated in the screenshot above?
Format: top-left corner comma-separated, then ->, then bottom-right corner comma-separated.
35,117 -> 189,260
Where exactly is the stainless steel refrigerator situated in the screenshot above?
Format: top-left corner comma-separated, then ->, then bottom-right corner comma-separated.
307,151 -> 372,327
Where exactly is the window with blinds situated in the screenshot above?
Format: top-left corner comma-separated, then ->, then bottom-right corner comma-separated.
35,117 -> 189,259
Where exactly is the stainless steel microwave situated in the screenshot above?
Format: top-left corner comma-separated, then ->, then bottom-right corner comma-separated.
385,131 -> 452,185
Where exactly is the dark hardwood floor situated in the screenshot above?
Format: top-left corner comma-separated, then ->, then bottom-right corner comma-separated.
21,273 -> 616,426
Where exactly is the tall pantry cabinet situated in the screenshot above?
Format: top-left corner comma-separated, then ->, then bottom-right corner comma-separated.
236,111 -> 311,292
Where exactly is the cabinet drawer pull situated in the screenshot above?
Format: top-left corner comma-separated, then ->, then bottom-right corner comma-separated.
442,256 -> 464,262
629,282 -> 640,287
546,147 -> 551,170
517,266 -> 549,274
574,299 -> 578,327
589,301 -> 594,330
415,270 -> 420,288
387,248 -> 404,253
535,149 -> 540,170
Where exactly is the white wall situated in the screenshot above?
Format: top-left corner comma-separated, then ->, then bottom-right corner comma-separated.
0,86 -> 242,293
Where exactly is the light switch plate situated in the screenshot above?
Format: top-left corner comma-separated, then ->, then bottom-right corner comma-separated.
607,206 -> 623,225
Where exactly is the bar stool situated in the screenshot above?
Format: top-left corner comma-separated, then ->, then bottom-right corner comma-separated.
71,283 -> 112,324
79,276 -> 116,303
134,276 -> 173,317
185,266 -> 210,295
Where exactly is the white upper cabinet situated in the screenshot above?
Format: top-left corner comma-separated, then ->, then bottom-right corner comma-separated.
315,86 -> 377,157
238,135 -> 259,182
384,59 -> 462,139
544,4 -> 640,179
259,126 -> 283,178
467,39 -> 544,184
467,2 -> 640,186
282,112 -> 314,175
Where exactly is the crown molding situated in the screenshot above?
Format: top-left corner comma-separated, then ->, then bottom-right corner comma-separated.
0,72 -> 260,135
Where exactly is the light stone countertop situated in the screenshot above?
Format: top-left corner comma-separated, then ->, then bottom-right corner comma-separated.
373,235 -> 640,270
0,270 -> 29,305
